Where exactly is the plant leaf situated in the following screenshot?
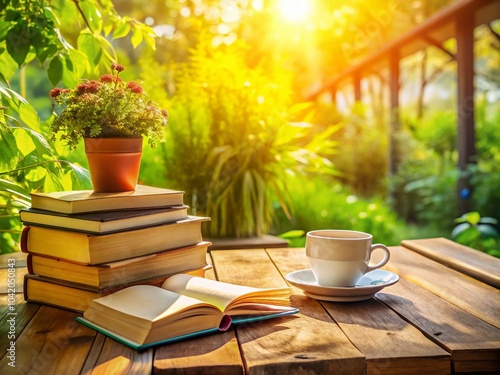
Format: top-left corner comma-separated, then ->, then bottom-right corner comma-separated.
12,128 -> 36,156
77,31 -> 102,67
279,230 -> 305,239
48,56 -> 63,85
461,211 -> 481,225
477,224 -> 499,239
113,19 -> 130,39
454,226 -> 480,244
0,178 -> 31,202
79,1 -> 102,34
0,48 -> 18,83
6,21 -> 30,66
18,98 -> 41,130
0,125 -> 18,172
479,217 -> 498,225
131,28 -> 143,48
68,163 -> 92,190
450,222 -> 471,239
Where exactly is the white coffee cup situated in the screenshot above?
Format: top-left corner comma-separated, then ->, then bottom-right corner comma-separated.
306,230 -> 390,287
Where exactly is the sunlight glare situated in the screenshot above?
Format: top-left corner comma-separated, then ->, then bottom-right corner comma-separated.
278,0 -> 310,22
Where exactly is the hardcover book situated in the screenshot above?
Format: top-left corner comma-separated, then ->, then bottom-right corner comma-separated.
20,205 -> 189,234
30,185 -> 184,214
25,241 -> 211,287
21,216 -> 210,264
23,266 -> 212,313
76,274 -> 299,349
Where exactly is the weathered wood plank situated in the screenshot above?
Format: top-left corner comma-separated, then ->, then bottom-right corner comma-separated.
268,248 -> 451,375
211,248 -> 289,289
81,335 -> 153,375
381,246 -> 500,328
0,297 -> 41,360
0,305 -> 95,375
376,277 -> 500,373
213,248 -> 365,375
401,237 -> 500,288
324,299 -> 451,375
154,333 -> 243,375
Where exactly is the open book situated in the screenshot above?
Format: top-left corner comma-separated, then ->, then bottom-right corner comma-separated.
76,274 -> 299,349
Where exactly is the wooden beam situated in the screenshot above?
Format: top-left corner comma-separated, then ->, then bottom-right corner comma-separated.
308,0 -> 499,99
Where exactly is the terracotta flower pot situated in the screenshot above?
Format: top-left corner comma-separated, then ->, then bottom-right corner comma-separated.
84,137 -> 143,193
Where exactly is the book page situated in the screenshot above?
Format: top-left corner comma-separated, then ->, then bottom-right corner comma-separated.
162,274 -> 291,313
90,284 -> 216,321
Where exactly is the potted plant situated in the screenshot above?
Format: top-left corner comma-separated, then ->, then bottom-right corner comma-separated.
50,63 -> 168,193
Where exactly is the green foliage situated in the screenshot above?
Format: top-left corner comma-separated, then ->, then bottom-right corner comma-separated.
470,166 -> 500,222
0,0 -> 157,253
411,109 -> 456,163
278,230 -> 306,248
401,167 -> 459,229
50,63 -> 168,149
273,176 -> 407,247
0,86 -> 91,253
161,40 -> 338,238
332,103 -> 388,196
393,96 -> 500,230
0,0 -> 156,86
451,212 -> 500,257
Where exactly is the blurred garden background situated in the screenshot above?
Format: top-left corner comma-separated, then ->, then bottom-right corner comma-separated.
1,0 -> 499,255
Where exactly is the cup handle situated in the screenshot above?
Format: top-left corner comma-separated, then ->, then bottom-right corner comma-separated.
365,244 -> 390,273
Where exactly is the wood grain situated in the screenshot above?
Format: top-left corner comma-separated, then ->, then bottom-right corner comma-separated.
0,305 -> 95,375
213,249 -> 366,375
153,332 -> 244,375
0,295 -> 40,355
268,248 -> 451,375
324,298 -> 450,375
3,241 -> 497,374
376,277 -> 500,373
401,237 -> 500,288
210,249 -> 289,288
381,246 -> 500,328
81,335 -> 153,375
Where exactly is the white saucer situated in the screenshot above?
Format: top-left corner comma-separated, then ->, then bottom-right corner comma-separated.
285,269 -> 399,302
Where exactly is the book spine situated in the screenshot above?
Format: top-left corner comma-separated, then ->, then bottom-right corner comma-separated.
26,254 -> 34,274
22,274 -> 29,302
20,226 -> 30,254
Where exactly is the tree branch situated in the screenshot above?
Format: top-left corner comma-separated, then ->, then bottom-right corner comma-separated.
73,0 -> 93,32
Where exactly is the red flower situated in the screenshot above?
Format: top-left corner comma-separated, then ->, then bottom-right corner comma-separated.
86,80 -> 100,93
111,63 -> 125,72
49,88 -> 63,98
76,83 -> 87,95
100,74 -> 114,83
127,81 -> 144,94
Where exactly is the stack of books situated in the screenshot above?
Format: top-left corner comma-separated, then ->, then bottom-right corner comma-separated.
20,184 -> 211,312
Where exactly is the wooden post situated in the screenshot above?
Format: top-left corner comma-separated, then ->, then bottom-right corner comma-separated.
456,7 -> 476,215
353,71 -> 361,102
329,84 -> 337,105
389,51 -> 400,177
386,50 -> 401,207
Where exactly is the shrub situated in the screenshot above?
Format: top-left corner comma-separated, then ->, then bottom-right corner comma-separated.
272,175 -> 408,246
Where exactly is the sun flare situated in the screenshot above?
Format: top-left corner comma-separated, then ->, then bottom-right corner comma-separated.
278,0 -> 310,23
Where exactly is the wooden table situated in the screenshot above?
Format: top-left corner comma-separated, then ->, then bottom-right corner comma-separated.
1,238 -> 499,374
